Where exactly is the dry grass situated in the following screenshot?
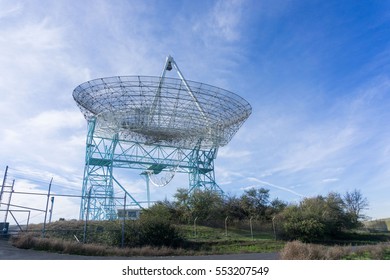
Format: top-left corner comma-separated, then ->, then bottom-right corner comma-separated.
280,240 -> 390,260
280,240 -> 351,260
11,233 -> 192,257
324,245 -> 351,260
351,243 -> 388,260
280,241 -> 322,260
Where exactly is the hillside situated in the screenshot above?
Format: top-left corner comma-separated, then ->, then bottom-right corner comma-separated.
364,218 -> 390,232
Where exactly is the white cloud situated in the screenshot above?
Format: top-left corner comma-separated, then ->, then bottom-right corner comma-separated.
211,0 -> 245,41
0,1 -> 23,19
191,0 -> 245,44
274,124 -> 357,174
28,110 -> 84,133
321,178 -> 339,183
0,109 -> 85,175
218,146 -> 251,159
244,177 -> 304,198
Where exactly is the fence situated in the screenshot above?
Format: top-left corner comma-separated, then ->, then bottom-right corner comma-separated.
191,217 -> 277,240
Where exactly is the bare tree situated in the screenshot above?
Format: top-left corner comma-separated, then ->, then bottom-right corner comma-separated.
343,189 -> 369,226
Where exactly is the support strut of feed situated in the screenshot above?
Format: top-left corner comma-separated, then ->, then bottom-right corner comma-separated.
145,55 -> 211,191
149,55 -> 209,129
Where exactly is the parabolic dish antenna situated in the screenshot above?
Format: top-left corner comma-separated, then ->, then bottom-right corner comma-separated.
74,56 -> 252,220
73,56 -> 251,150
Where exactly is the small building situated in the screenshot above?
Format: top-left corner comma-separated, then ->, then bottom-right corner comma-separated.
0,222 -> 9,236
117,209 -> 141,220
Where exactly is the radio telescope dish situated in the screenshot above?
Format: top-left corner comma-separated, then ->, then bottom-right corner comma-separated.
74,56 -> 252,221
73,58 -> 251,149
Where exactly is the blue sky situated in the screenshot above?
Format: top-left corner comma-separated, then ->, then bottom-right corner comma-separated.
1,0 -> 390,222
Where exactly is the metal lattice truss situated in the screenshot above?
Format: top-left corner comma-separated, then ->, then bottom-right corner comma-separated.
79,118 -> 222,220
73,58 -> 251,149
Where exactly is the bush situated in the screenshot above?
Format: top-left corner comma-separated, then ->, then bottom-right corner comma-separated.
283,218 -> 325,242
139,217 -> 182,247
120,216 -> 183,248
277,193 -> 353,242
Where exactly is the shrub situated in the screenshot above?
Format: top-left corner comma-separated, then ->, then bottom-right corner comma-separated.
277,193 -> 353,242
139,217 -> 182,247
120,216 -> 183,248
283,218 -> 325,242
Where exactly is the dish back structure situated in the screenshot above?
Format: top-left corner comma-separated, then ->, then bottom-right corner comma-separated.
73,56 -> 251,220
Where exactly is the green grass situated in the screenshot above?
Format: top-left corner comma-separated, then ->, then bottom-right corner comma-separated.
207,240 -> 284,254
343,252 -> 372,260
383,250 -> 390,260
178,224 -> 275,241
343,247 -> 390,260
176,224 -> 284,254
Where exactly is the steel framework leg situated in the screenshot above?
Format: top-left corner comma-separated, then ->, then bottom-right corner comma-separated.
79,119 -> 118,220
188,147 -> 224,195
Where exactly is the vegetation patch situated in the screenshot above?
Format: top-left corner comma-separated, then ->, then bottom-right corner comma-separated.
11,233 -> 190,257
11,188 -> 388,259
280,240 -> 390,260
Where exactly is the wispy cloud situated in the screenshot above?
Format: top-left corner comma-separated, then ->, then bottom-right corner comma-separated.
272,123 -> 357,174
0,1 -> 23,19
244,177 -> 304,198
191,0 -> 243,42
321,178 -> 339,183
210,0 -> 245,42
0,110 -> 85,174
218,146 -> 251,159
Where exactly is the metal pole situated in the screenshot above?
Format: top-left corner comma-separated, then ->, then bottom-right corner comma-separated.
146,173 -> 150,208
225,216 -> 229,237
0,165 -> 8,204
140,172 -> 151,208
26,211 -> 31,232
121,194 -> 126,248
250,217 -> 254,240
272,216 -> 277,240
194,217 -> 198,238
42,178 -> 53,238
2,179 -> 14,234
49,196 -> 55,223
83,187 -> 92,243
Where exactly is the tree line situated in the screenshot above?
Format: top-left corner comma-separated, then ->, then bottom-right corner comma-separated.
145,187 -> 369,242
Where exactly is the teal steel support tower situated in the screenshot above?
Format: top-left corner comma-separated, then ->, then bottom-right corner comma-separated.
74,56 -> 251,221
